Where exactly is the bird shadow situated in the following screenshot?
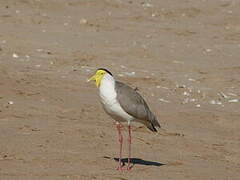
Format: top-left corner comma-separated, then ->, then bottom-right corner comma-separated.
103,156 -> 165,168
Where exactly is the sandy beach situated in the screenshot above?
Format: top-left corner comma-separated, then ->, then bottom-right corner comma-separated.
0,0 -> 240,179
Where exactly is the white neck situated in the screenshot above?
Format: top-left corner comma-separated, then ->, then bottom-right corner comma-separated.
99,74 -> 117,105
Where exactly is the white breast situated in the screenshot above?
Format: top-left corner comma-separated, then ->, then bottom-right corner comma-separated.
99,74 -> 134,123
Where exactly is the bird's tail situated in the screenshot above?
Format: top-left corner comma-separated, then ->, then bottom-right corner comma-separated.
146,112 -> 161,132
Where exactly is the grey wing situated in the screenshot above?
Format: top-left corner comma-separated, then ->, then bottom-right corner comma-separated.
115,81 -> 149,120
115,81 -> 160,130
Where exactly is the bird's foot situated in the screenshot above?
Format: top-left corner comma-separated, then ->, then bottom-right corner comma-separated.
126,165 -> 132,171
116,166 -> 123,171
116,161 -> 125,171
116,163 -> 132,171
116,167 -> 132,171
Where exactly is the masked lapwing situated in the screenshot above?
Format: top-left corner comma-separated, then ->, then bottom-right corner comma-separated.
88,68 -> 161,170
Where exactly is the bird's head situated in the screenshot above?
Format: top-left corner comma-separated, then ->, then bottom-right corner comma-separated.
88,68 -> 113,87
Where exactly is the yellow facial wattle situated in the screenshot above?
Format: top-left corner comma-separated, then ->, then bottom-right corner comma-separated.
88,70 -> 106,87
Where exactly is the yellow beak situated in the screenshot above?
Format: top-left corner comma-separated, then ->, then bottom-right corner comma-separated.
88,74 -> 101,87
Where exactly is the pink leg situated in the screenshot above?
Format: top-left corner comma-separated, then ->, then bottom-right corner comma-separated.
127,125 -> 132,170
116,123 -> 123,170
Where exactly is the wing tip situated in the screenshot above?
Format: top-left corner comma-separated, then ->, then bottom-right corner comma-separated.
147,122 -> 161,132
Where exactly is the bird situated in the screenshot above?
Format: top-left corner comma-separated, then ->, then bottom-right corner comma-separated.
88,68 -> 161,170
